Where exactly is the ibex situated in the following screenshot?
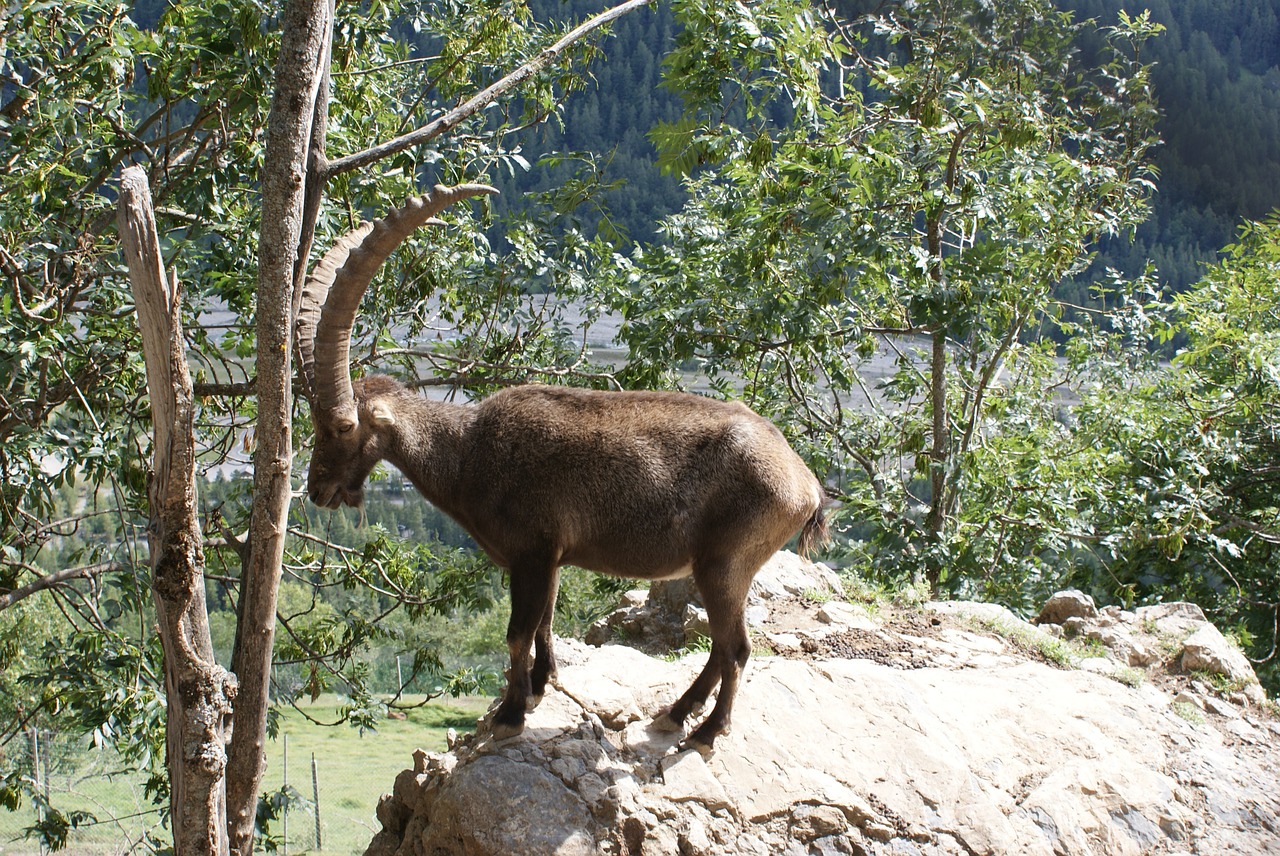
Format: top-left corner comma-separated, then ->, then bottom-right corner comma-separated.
298,183 -> 828,753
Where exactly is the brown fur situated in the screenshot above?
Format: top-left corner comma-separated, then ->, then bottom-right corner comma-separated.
308,375 -> 827,752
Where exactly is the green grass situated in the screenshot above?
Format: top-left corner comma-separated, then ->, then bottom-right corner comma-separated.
1172,701 -> 1206,725
969,615 -> 1079,668
261,694 -> 491,855
1186,669 -> 1253,698
0,695 -> 491,856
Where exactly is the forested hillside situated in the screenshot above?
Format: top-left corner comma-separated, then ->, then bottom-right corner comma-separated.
1070,0 -> 1280,289
501,0 -> 1280,291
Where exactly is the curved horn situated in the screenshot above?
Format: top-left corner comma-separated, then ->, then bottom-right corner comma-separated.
298,183 -> 499,418
297,219 -> 373,403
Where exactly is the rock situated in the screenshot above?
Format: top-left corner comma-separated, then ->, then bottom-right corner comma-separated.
1086,625 -> 1152,667
649,577 -> 700,614
1174,689 -> 1203,709
790,804 -> 848,841
1181,624 -> 1257,685
1036,590 -> 1098,625
684,604 -> 710,643
817,600 -> 877,630
364,569 -> 1280,856
1126,639 -> 1157,667
925,600 -> 1039,636
641,823 -> 680,856
369,754 -> 595,856
660,750 -> 733,811
748,551 -> 843,602
1134,602 -> 1207,638
680,818 -> 714,856
1061,615 -> 1087,637
586,551 -> 846,652
555,641 -> 679,729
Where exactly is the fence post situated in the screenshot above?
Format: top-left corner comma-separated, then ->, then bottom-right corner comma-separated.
311,753 -> 322,850
282,733 -> 288,856
28,729 -> 41,821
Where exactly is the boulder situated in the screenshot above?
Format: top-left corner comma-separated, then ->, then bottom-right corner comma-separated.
1181,623 -> 1266,703
366,618 -> 1278,856
372,755 -> 597,856
748,552 -> 844,602
1035,589 -> 1098,625
1134,602 -> 1207,638
585,551 -> 845,651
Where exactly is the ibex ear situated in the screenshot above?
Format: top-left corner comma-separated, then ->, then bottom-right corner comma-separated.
369,399 -> 396,427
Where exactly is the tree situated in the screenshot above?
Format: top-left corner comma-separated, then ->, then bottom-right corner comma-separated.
1058,217 -> 1280,687
3,0 -> 653,849
615,0 -> 1161,591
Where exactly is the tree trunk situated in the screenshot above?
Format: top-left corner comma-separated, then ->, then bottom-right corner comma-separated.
224,0 -> 332,851
925,329 -> 949,592
120,165 -> 236,856
219,0 -> 651,848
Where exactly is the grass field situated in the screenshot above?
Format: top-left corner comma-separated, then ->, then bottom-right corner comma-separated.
0,695 -> 492,856
261,695 -> 492,855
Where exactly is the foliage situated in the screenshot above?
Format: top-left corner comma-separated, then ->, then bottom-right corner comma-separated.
1059,217 -> 1280,689
1064,0 -> 1280,293
614,0 -> 1161,589
486,0 -> 1280,297
2,0 -> 637,848
4,0 -> 1279,849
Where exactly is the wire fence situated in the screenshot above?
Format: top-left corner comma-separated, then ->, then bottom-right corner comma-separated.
259,731 -> 398,856
0,704 -> 477,855
0,729 -> 164,855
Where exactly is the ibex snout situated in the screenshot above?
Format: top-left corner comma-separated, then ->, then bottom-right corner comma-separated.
307,467 -> 365,509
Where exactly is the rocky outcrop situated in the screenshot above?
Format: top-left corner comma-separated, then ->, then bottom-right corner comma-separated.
584,552 -> 846,650
365,557 -> 1279,856
1033,597 -> 1268,706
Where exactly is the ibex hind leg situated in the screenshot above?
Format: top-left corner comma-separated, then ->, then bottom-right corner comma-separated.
652,659 -> 721,734
655,554 -> 756,754
680,606 -> 750,755
492,553 -> 558,739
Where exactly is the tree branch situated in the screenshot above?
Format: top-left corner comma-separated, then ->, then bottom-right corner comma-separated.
0,562 -> 122,612
324,0 -> 654,178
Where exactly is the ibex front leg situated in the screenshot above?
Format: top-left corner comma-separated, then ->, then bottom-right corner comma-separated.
528,565 -> 560,710
492,551 -> 559,739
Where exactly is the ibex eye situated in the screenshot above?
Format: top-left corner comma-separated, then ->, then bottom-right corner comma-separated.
336,420 -> 357,435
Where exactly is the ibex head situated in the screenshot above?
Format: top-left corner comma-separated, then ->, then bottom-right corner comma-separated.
297,184 -> 498,509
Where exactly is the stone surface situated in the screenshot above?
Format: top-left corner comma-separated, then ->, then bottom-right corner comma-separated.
1134,602 -> 1207,638
817,600 -> 877,630
1035,589 -> 1099,625
586,552 -> 846,651
1181,624 -> 1259,689
365,564 -> 1279,856
365,755 -> 595,856
748,552 -> 844,601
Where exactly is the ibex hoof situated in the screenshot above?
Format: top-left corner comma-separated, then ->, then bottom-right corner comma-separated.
490,720 -> 525,740
650,709 -> 684,734
526,693 -> 544,712
677,735 -> 716,757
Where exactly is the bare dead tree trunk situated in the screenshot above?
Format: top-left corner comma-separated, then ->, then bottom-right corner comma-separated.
224,0 -> 332,851
120,165 -> 236,856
